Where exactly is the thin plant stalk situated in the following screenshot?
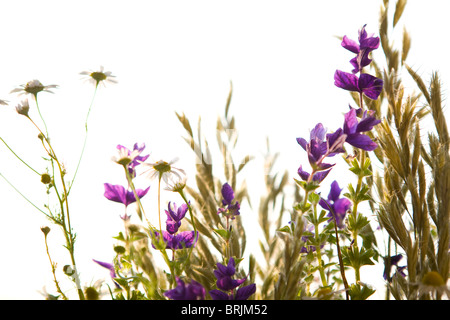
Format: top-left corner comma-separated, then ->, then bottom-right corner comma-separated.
43,231 -> 68,300
69,85 -> 98,194
27,113 -> 85,300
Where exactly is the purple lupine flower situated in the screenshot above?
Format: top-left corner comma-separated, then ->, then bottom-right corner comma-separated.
343,107 -> 381,151
116,143 -> 150,176
104,183 -> 150,207
341,24 -> 380,74
334,70 -> 383,100
217,183 -> 240,219
152,230 -> 199,250
209,258 -> 256,300
296,123 -> 339,177
165,202 -> 188,234
93,259 -> 120,289
319,181 -> 352,229
383,254 -> 407,282
164,277 -> 206,300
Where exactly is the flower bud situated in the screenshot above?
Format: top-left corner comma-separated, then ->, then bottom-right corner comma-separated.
63,265 -> 75,276
40,226 -> 51,236
41,173 -> 51,184
114,245 -> 126,255
15,99 -> 30,117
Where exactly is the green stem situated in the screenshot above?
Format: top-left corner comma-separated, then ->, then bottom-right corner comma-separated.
43,233 -> 68,300
69,85 -> 98,194
313,205 -> 328,288
0,172 -> 49,217
0,137 -> 40,175
34,94 -> 49,139
28,115 -> 84,300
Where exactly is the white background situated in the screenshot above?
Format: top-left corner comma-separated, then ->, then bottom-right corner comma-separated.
0,0 -> 448,299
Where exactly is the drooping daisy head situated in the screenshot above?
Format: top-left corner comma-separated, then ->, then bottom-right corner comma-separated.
11,79 -> 58,97
80,66 -> 117,87
15,99 -> 30,117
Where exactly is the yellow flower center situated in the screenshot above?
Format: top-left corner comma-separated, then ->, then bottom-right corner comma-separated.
153,161 -> 171,173
422,271 -> 445,287
90,71 -> 107,82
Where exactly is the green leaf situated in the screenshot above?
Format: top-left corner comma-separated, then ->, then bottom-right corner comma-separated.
213,228 -> 231,240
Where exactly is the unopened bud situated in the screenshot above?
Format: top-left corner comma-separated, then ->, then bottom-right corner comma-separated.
40,226 -> 51,236
41,173 -> 51,184
63,265 -> 75,276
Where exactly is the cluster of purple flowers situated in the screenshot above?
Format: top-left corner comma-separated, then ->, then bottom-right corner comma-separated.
296,25 -> 382,187
152,202 -> 199,250
209,258 -> 256,300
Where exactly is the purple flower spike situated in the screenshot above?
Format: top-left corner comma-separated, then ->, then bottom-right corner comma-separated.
334,70 -> 383,100
165,202 -> 188,234
164,277 -> 206,300
209,257 -> 256,300
319,181 -> 352,229
104,183 -> 150,207
342,24 -> 380,74
343,108 -> 381,151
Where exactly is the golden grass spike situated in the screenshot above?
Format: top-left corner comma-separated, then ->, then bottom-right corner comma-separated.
393,0 -> 407,27
405,64 -> 431,104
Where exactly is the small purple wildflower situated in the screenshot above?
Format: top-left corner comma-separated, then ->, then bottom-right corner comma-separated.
335,25 -> 383,100
152,230 -> 199,250
116,143 -> 150,177
164,277 -> 206,300
319,181 -> 352,229
343,107 -> 381,151
103,183 -> 150,207
341,24 -> 380,74
217,183 -> 241,219
165,202 -> 188,234
209,258 -> 256,300
334,70 -> 383,100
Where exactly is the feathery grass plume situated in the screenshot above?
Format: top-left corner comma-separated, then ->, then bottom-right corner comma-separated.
255,139 -> 290,299
373,0 -> 449,300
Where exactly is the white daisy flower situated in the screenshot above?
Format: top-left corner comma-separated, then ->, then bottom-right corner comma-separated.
11,79 -> 58,96
80,66 -> 117,87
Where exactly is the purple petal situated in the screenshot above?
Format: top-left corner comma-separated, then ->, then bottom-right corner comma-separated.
209,289 -> 230,300
328,180 -> 343,202
341,35 -> 360,54
346,133 -> 378,151
334,70 -> 359,92
359,73 -> 383,100
356,112 -> 381,133
296,137 -> 308,151
234,283 -> 256,300
104,183 -> 128,205
297,165 -> 310,181
216,258 -> 236,278
310,123 -> 326,141
343,108 -> 358,135
333,198 -> 352,214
